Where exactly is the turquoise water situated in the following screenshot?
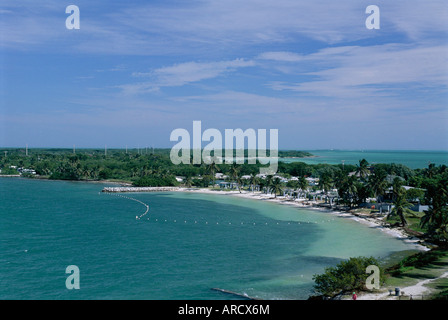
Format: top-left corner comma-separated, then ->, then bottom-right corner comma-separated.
281,150 -> 448,169
0,178 -> 421,300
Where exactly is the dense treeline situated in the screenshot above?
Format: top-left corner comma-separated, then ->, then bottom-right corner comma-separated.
0,148 -> 312,182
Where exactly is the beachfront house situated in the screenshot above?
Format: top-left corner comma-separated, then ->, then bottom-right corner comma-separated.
306,177 -> 319,186
219,181 -> 239,190
18,168 -> 36,175
215,173 -> 228,180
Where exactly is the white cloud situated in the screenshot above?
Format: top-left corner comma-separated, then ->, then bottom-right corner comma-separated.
120,58 -> 255,94
258,52 -> 304,62
1,1 -> 447,55
262,44 -> 448,98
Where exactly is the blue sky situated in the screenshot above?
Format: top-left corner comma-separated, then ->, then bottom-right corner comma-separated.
0,0 -> 447,150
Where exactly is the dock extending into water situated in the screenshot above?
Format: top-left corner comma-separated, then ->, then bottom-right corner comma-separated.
102,186 -> 180,193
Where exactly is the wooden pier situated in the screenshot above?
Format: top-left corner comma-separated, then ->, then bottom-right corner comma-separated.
102,186 -> 180,193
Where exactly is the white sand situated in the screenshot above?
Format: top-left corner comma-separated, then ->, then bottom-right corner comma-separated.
357,271 -> 448,300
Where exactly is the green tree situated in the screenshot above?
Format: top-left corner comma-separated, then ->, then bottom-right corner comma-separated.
343,176 -> 358,208
206,161 -> 219,189
297,176 -> 308,199
355,159 -> 370,180
270,177 -> 284,198
249,173 -> 259,192
318,172 -> 333,195
388,184 -> 412,227
368,168 -> 389,205
184,175 -> 193,188
420,173 -> 448,241
313,256 -> 384,299
264,174 -> 273,194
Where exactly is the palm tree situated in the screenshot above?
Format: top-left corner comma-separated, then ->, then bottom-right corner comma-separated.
249,173 -> 259,193
235,173 -> 243,193
334,170 -> 348,199
318,172 -> 333,195
420,175 -> 448,238
184,175 -> 193,188
298,176 -> 308,199
288,180 -> 299,199
425,163 -> 437,179
207,161 -> 219,189
391,177 -> 405,201
388,186 -> 411,227
344,175 -> 358,208
229,164 -> 240,190
270,177 -> 283,198
265,174 -> 273,194
355,159 -> 370,180
368,169 -> 388,210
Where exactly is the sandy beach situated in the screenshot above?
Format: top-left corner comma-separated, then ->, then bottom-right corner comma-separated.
355,271 -> 448,300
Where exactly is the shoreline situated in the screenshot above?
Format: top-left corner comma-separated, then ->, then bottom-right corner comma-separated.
102,186 -> 430,251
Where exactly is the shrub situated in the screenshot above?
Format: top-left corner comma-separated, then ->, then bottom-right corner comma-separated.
387,250 -> 447,276
312,256 -> 384,298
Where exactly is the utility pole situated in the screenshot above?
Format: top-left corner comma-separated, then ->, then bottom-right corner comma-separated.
73,144 -> 76,154
4,151 -> 7,158
105,145 -> 107,156
26,144 -> 28,156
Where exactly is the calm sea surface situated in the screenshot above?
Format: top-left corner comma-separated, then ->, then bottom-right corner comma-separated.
281,150 -> 448,169
0,178 -> 422,300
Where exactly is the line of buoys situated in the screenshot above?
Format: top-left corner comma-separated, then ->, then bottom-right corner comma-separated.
102,192 -> 150,220
145,217 -> 335,226
100,192 -> 337,226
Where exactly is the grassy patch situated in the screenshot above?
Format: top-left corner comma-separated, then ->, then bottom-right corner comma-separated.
384,249 -> 448,293
386,210 -> 427,233
386,250 -> 447,276
431,289 -> 448,300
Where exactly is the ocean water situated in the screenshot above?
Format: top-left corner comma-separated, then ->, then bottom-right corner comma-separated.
0,178 -> 421,300
281,150 -> 448,169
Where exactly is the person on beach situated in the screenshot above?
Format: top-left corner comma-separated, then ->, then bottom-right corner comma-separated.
352,292 -> 357,300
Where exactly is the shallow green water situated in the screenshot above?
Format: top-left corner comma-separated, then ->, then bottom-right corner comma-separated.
0,178 -> 422,299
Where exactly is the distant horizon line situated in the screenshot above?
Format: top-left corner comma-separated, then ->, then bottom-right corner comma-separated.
0,147 -> 447,153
